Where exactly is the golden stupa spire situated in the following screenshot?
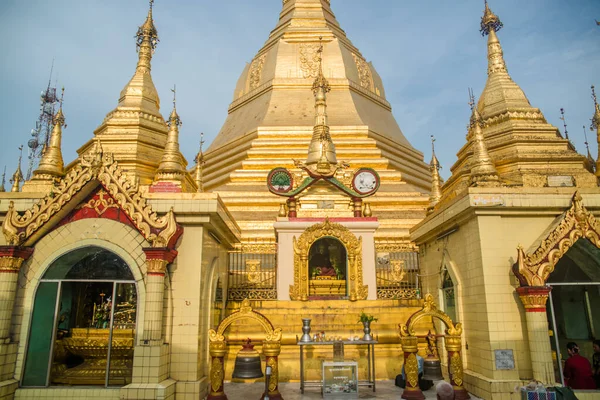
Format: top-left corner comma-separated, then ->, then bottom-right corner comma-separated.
468,90 -> 500,186
10,146 -> 24,192
136,0 -> 159,75
33,87 -> 65,180
480,0 -> 507,77
591,85 -> 600,176
0,166 -> 6,192
428,135 -> 443,212
582,124 -> 596,174
305,37 -> 338,174
154,85 -> 187,185
194,132 -> 205,193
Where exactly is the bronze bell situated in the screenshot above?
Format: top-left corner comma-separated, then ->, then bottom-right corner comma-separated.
422,356 -> 444,381
232,339 -> 264,379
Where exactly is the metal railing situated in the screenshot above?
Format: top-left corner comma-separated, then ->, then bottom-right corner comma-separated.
375,248 -> 420,300
227,242 -> 277,301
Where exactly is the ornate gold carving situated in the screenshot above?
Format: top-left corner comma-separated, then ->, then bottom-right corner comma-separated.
249,54 -> 266,90
291,219 -> 367,301
517,290 -> 550,310
246,259 -> 261,283
390,260 -> 406,282
375,242 -> 416,253
267,357 -> 278,392
299,43 -> 321,79
351,53 -> 372,90
239,242 -> 277,254
78,189 -> 119,216
513,192 -> 600,287
210,357 -> 224,392
2,147 -> 181,248
146,258 -> 169,274
400,293 -> 462,337
405,352 -> 419,388
0,257 -> 24,272
450,351 -> 464,386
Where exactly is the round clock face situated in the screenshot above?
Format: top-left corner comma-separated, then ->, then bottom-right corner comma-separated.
267,168 -> 293,194
352,169 -> 379,195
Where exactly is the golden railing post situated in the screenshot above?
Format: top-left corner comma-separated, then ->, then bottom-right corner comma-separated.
263,342 -> 283,400
516,286 -> 555,384
400,335 -> 424,400
348,255 -> 357,301
446,334 -> 469,400
300,254 -> 308,301
208,341 -> 227,400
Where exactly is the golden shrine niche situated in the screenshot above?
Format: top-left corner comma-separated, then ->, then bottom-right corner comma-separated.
290,219 -> 367,301
513,191 -> 600,287
207,299 -> 283,400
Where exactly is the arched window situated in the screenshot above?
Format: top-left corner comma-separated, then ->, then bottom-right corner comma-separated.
22,246 -> 137,387
441,269 -> 457,323
308,237 -> 348,298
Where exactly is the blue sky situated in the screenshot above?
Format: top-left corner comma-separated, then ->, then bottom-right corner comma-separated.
0,0 -> 598,182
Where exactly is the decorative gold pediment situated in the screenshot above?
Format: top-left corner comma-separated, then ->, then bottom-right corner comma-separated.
512,191 -> 600,287
2,141 -> 181,248
290,218 -> 367,301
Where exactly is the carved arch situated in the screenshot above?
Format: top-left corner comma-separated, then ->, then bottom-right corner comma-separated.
290,218 -> 366,301
400,293 -> 462,337
512,191 -> 600,287
2,142 -> 182,249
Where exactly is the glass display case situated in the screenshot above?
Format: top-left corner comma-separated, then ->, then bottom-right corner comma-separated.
322,361 -> 358,398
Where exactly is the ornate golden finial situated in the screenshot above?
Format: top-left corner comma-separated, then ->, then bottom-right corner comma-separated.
559,108 -> 569,140
429,135 -> 443,212
195,132 -> 205,192
0,166 -> 6,192
468,94 -> 500,186
135,0 -> 159,74
155,84 -> 186,185
582,124 -> 596,174
33,87 -> 66,179
306,37 -> 337,175
10,146 -> 24,192
592,85 -> 600,130
480,1 -> 508,76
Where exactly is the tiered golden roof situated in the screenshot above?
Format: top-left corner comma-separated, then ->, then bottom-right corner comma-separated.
76,0 -> 170,185
441,1 -> 596,202
202,0 -> 430,240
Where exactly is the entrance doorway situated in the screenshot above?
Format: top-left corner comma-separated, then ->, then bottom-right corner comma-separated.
546,238 -> 600,385
22,246 -> 138,387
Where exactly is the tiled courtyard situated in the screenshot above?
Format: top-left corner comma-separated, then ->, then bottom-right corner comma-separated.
220,380 -> 480,399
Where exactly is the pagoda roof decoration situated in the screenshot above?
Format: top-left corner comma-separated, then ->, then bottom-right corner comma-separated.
2,140 -> 182,249
428,136 -> 442,213
513,191 -> 600,287
32,87 -> 66,181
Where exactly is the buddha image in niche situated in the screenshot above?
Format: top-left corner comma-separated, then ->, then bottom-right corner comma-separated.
309,238 -> 347,280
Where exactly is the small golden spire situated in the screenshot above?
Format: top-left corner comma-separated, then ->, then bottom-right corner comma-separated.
306,37 -> 338,174
468,91 -> 500,186
591,85 -> 600,177
194,132 -> 205,192
480,1 -> 507,76
135,0 -> 159,74
33,87 -> 65,179
10,146 -> 24,192
0,166 -> 6,192
583,124 -> 595,174
155,85 -> 187,184
428,135 -> 443,212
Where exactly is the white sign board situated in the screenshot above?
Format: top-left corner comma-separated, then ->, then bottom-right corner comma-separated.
494,349 -> 515,370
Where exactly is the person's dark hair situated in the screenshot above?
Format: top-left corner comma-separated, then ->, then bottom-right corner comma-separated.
566,342 -> 579,354
593,339 -> 600,348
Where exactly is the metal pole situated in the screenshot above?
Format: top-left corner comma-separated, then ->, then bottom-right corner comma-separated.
264,365 -> 272,400
547,289 -> 564,385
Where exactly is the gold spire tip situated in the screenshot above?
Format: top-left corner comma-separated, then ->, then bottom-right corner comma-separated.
171,84 -> 177,109
480,0 -> 503,36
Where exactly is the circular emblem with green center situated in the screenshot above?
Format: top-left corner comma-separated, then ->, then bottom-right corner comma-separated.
267,168 -> 293,194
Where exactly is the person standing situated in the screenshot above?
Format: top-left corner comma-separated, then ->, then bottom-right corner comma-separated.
563,342 -> 596,390
593,340 -> 600,389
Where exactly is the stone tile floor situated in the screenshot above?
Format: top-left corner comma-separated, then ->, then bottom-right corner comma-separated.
221,380 -> 480,399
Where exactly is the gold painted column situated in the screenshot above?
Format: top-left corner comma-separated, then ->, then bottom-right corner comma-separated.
142,248 -> 177,343
208,341 -> 228,400
446,334 -> 469,400
401,336 -> 424,400
263,342 -> 283,400
516,286 -> 555,384
0,246 -> 33,339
